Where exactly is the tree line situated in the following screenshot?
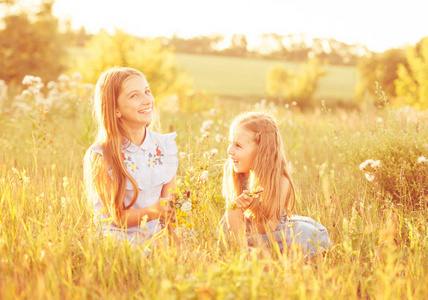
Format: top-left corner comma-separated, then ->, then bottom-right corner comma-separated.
0,0 -> 427,109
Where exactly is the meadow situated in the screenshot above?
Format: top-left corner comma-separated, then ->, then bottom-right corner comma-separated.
174,53 -> 358,101
67,46 -> 358,102
1,73 -> 428,299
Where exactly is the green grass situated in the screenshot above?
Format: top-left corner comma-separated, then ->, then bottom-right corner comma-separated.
174,53 -> 359,101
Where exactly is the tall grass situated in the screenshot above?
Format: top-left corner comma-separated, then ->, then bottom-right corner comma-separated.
1,79 -> 427,299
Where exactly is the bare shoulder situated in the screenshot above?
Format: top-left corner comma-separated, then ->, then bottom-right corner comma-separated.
281,174 -> 291,193
280,174 -> 291,207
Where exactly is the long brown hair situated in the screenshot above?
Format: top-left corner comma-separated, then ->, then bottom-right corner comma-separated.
222,111 -> 295,224
84,66 -> 147,223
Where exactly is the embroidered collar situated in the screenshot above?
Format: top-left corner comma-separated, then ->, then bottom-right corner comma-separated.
122,128 -> 151,153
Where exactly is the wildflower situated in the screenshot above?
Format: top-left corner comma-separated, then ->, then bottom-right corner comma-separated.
47,81 -> 57,90
139,215 -> 149,228
83,83 -> 94,91
211,148 -> 218,156
247,187 -> 264,197
22,90 -> 31,97
63,177 -> 69,189
292,101 -> 297,106
285,103 -> 289,109
202,132 -> 210,138
359,159 -> 381,171
22,175 -> 30,184
61,197 -> 68,208
58,74 -> 70,82
209,108 -> 217,116
371,160 -> 381,169
199,170 -> 209,182
35,82 -> 44,90
200,120 -> 214,133
365,173 -> 375,182
72,72 -> 83,82
179,152 -> 187,160
22,75 -> 36,85
417,156 -> 427,164
376,117 -> 383,123
39,250 -> 45,261
215,133 -> 224,143
180,200 -> 192,212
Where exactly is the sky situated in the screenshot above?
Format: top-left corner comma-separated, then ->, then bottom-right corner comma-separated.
51,0 -> 428,53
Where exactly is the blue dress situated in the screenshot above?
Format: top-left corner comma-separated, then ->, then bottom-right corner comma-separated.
218,213 -> 331,259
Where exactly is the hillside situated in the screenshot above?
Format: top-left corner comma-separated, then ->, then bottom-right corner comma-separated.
174,53 -> 359,101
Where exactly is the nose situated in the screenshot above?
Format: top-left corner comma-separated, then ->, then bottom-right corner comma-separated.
227,144 -> 233,156
142,93 -> 153,105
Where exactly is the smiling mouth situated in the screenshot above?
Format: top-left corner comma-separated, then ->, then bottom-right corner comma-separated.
138,108 -> 152,114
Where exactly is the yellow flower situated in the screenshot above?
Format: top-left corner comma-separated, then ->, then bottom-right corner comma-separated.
155,141 -> 158,145
130,163 -> 137,170
148,161 -> 154,166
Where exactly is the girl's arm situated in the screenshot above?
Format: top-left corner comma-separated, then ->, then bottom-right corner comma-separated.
227,175 -> 292,236
226,192 -> 253,244
119,175 -> 176,228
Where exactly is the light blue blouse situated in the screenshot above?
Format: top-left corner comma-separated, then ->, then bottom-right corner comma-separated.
91,129 -> 178,247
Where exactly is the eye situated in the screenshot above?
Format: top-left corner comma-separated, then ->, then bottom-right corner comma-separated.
145,89 -> 151,95
131,94 -> 138,99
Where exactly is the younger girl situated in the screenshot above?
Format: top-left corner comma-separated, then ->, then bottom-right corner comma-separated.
220,111 -> 330,259
84,66 -> 178,249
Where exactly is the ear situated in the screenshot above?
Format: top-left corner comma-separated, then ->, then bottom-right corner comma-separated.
116,110 -> 121,118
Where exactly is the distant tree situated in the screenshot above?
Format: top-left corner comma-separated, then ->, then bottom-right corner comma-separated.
229,34 -> 248,57
73,29 -> 192,102
266,58 -> 325,108
0,0 -> 65,85
395,37 -> 428,109
169,34 -> 222,54
355,48 -> 407,105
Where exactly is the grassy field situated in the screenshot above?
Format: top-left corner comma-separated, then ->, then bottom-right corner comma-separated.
174,53 -> 358,101
1,75 -> 428,299
67,46 -> 358,102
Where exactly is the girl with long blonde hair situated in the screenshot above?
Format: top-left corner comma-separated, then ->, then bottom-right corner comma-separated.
84,66 -> 177,250
221,111 -> 330,258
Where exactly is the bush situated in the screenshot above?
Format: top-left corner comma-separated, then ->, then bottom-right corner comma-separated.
72,29 -> 193,106
347,106 -> 428,209
266,58 -> 325,109
395,37 -> 428,109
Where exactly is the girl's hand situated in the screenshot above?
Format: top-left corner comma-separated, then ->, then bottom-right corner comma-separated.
234,190 -> 254,210
153,194 -> 175,222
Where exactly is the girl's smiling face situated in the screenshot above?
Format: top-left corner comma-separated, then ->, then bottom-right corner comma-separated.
116,76 -> 154,129
227,125 -> 258,176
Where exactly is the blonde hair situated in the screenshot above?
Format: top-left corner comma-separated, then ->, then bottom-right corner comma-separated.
84,66 -> 153,224
222,111 -> 296,224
